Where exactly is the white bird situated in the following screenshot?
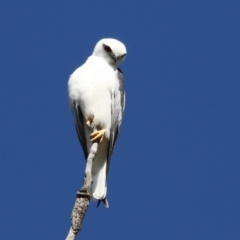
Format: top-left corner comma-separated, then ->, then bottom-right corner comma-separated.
68,38 -> 127,207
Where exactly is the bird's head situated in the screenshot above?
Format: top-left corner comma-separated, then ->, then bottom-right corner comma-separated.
92,38 -> 127,68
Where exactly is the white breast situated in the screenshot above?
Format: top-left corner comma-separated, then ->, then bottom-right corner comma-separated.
68,56 -> 117,134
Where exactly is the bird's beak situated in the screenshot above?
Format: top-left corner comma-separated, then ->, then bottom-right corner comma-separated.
112,54 -> 126,63
111,54 -> 118,63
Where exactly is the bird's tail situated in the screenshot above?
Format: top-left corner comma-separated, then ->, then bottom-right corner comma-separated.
97,198 -> 109,208
91,143 -> 108,204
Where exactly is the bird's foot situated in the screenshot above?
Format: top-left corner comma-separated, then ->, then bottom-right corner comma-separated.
86,114 -> 94,127
90,129 -> 105,143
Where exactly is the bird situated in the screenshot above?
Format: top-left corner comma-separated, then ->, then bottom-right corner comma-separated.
68,38 -> 127,207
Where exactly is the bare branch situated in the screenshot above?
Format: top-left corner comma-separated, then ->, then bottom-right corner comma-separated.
66,142 -> 98,240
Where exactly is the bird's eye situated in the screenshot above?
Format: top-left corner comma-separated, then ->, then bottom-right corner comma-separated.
103,44 -> 112,53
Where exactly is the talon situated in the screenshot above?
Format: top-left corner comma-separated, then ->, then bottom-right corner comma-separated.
90,129 -> 105,143
86,114 -> 94,127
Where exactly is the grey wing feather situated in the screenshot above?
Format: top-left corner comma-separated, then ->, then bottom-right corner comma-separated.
118,68 -> 126,112
98,68 -> 125,207
71,101 -> 88,159
106,68 -> 125,174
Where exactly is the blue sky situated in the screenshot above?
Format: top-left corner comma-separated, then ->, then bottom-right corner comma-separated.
1,1 -> 240,239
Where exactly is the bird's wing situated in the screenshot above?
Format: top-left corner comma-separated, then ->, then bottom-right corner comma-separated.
71,100 -> 88,159
97,68 -> 125,208
106,68 -> 125,174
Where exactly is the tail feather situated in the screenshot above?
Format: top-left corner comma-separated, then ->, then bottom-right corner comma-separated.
91,159 -> 107,199
90,141 -> 108,201
97,198 -> 109,208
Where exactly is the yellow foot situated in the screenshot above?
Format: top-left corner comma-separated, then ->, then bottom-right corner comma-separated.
90,129 -> 105,143
86,114 -> 94,127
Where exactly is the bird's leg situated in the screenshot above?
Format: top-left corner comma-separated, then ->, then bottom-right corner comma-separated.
90,129 -> 106,143
86,114 -> 94,127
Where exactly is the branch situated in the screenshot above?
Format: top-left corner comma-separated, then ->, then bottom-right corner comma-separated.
66,142 -> 98,240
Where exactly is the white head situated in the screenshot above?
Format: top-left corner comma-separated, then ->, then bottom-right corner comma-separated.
92,38 -> 127,68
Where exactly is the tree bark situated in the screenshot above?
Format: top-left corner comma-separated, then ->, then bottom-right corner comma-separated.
65,142 -> 98,240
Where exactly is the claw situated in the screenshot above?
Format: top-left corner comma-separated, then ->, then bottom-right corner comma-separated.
86,114 -> 94,127
90,129 -> 105,143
